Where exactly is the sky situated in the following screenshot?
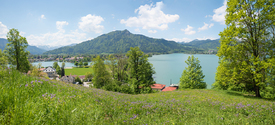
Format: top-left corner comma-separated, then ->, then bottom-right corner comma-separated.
0,0 -> 227,47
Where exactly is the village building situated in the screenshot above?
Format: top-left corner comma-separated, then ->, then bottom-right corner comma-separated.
151,84 -> 166,91
71,75 -> 86,81
60,75 -> 75,83
43,66 -> 58,78
162,87 -> 178,92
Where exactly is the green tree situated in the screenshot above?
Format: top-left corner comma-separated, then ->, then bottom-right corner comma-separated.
127,47 -> 155,94
74,61 -> 78,67
84,62 -> 88,67
0,49 -> 8,67
85,72 -> 93,82
75,76 -> 83,84
79,61 -> 83,67
92,56 -> 110,88
4,28 -> 30,73
53,62 -> 58,69
107,54 -> 117,78
214,0 -> 275,98
116,57 -> 128,82
56,65 -> 61,76
61,62 -> 65,77
179,55 -> 206,89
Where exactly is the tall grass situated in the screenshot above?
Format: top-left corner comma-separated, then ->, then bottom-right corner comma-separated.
1,68 -> 275,124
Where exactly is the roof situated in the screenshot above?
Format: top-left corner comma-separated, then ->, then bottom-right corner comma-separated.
43,66 -> 56,72
39,68 -> 45,71
162,87 -> 177,92
71,75 -> 85,79
151,84 -> 166,90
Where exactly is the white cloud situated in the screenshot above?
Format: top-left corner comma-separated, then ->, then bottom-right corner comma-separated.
181,25 -> 196,35
79,14 -> 104,33
212,0 -> 227,24
40,15 -> 46,19
198,22 -> 214,32
167,38 -> 192,43
56,21 -> 69,31
120,1 -> 179,32
148,30 -> 157,33
27,29 -> 87,47
135,28 -> 140,32
27,21 -> 86,46
196,37 -> 217,40
0,22 -> 9,38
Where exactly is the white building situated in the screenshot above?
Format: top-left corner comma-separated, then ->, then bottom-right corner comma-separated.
43,66 -> 58,78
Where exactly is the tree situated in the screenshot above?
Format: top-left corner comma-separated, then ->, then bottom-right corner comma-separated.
61,62 -> 65,77
107,54 -> 117,78
85,72 -> 93,82
53,62 -> 58,69
92,56 -> 110,88
84,62 -> 88,67
214,0 -> 275,98
179,55 -> 206,89
116,56 -> 128,82
56,65 -> 61,76
75,76 -> 83,84
127,47 -> 155,94
4,28 -> 30,73
74,61 -> 78,67
79,61 -> 83,67
0,49 -> 8,67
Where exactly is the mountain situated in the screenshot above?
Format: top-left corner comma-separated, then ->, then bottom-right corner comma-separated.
180,39 -> 220,50
36,43 -> 78,51
44,30 -> 194,55
0,38 -> 46,55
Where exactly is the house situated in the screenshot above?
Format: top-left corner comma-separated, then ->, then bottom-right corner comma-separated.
60,75 -> 75,83
71,75 -> 86,81
151,84 -> 166,91
162,87 -> 178,92
43,66 -> 58,78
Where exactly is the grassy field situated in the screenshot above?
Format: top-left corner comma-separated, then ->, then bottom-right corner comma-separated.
1,69 -> 275,124
65,67 -> 93,76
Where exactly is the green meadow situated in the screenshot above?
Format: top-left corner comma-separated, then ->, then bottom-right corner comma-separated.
65,67 -> 93,76
1,69 -> 275,124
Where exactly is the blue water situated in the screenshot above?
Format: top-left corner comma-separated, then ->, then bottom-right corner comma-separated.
148,53 -> 219,89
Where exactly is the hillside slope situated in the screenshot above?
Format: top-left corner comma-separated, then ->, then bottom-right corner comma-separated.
1,69 -> 274,124
44,30 -> 194,55
180,39 -> 220,50
0,38 -> 46,55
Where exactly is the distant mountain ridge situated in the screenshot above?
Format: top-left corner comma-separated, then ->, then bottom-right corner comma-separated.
36,43 -> 78,51
0,38 -> 46,55
44,30 -> 194,55
180,39 -> 220,50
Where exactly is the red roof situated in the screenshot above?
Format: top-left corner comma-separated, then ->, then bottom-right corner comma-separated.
162,87 -> 177,92
39,68 -> 45,71
151,84 -> 166,90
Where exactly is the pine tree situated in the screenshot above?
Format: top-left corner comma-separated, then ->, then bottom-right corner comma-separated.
180,55 -> 206,89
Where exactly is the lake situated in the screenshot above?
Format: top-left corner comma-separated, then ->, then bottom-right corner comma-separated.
32,53 -> 219,89
148,53 -> 219,89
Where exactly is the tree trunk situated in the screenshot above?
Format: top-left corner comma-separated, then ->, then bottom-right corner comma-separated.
254,84 -> 261,98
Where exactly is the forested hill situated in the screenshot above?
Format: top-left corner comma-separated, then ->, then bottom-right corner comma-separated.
0,38 -> 46,55
43,30 -> 195,55
180,39 -> 220,50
